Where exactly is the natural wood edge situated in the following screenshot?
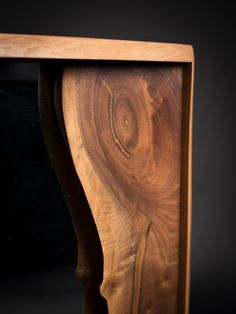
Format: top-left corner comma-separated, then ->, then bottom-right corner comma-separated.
38,63 -> 108,314
0,33 -> 193,62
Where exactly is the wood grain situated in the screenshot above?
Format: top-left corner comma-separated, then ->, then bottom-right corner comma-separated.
61,63 -> 190,314
0,33 -> 193,62
1,33 -> 194,313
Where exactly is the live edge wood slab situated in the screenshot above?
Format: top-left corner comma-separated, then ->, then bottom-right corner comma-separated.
0,33 -> 194,314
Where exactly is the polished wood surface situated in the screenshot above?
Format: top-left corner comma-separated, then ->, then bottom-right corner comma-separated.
0,33 -> 193,62
0,33 -> 193,313
61,63 -> 192,314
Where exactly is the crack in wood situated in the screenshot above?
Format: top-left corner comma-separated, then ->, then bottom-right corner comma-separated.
99,77 -> 132,158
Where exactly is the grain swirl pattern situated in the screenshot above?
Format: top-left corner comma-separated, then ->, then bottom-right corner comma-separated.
62,63 -> 183,314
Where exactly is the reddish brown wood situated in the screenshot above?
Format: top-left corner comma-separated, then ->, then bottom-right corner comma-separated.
0,33 -> 193,314
60,63 -> 192,314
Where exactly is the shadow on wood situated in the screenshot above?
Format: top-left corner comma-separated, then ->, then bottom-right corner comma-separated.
38,63 -> 108,314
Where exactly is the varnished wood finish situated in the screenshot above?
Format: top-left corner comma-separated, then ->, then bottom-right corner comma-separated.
0,34 -> 194,314
0,33 -> 193,62
62,63 -> 191,314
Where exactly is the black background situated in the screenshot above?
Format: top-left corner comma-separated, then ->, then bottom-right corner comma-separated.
0,1 -> 235,313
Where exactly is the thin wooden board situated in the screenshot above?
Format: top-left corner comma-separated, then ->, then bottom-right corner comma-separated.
0,33 -> 193,62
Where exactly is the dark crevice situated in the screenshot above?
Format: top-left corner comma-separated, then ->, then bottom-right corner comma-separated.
38,62 -> 108,314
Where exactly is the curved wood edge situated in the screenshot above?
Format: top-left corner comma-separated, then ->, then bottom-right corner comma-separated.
38,62 -> 108,314
61,66 -> 140,314
0,33 -> 193,62
38,59 -> 194,314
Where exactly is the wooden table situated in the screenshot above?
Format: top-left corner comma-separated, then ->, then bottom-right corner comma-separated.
0,33 -> 194,314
